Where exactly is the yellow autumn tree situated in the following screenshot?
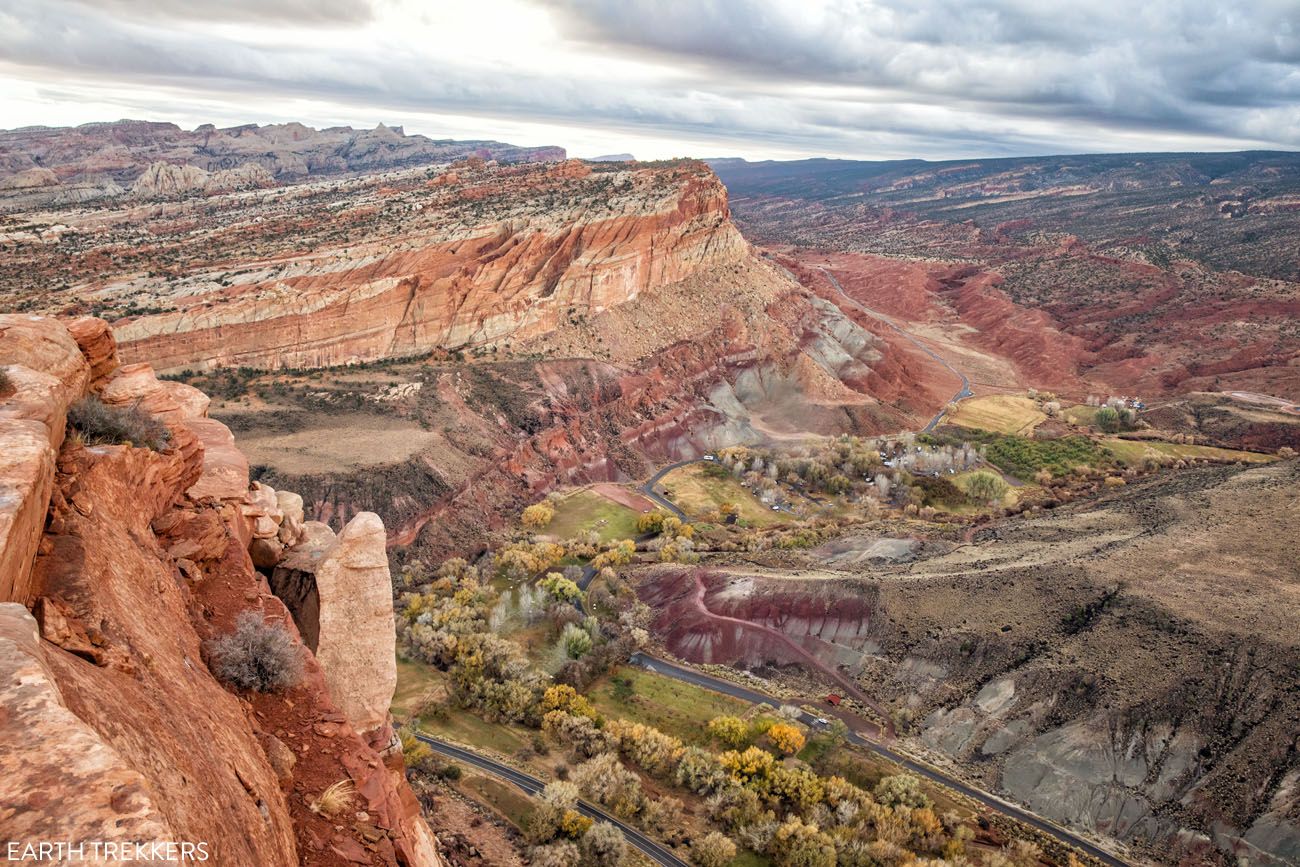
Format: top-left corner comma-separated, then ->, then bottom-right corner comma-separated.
767,721 -> 806,755
522,502 -> 556,529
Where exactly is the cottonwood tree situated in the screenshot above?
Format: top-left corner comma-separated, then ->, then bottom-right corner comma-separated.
579,822 -> 626,867
690,832 -> 737,867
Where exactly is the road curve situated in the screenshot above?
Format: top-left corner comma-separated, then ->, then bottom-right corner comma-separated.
638,459 -> 697,520
412,731 -> 691,867
817,266 -> 972,432
629,653 -> 1131,867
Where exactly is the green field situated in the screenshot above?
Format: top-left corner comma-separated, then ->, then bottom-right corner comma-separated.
984,434 -> 1111,480
393,656 -> 444,721
588,665 -> 751,746
658,463 -> 782,525
545,489 -> 643,542
396,657 -> 532,756
1063,404 -> 1103,427
948,394 -> 1046,435
459,774 -> 537,829
1103,438 -> 1274,466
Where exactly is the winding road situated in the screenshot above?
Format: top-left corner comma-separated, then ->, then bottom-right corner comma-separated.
556,281 -> 1128,864
628,653 -> 1131,867
817,266 -> 972,431
412,732 -> 691,867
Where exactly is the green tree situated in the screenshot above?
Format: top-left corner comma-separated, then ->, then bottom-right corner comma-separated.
965,471 -> 1008,504
1095,406 -> 1122,433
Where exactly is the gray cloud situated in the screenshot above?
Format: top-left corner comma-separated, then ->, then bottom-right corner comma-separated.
544,0 -> 1300,138
0,0 -> 1296,158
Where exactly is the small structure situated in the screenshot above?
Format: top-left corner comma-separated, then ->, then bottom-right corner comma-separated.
825,693 -> 842,707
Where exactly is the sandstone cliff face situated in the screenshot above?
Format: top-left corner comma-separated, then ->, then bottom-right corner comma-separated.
0,315 -> 443,867
130,160 -> 276,198
108,160 -> 749,371
0,119 -> 563,210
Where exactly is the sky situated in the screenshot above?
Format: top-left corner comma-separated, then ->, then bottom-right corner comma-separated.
1,0 -> 1297,161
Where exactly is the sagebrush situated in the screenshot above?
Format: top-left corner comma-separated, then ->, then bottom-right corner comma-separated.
208,612 -> 303,692
68,396 -> 171,451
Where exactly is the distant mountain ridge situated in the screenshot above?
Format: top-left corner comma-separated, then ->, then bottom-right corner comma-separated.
0,119 -> 565,209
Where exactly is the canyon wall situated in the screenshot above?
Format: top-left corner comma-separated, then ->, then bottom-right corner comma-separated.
109,161 -> 750,372
0,315 -> 442,867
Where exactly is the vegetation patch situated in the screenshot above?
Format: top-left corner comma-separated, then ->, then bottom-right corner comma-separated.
587,666 -> 750,747
983,434 -> 1110,480
68,396 -> 171,451
545,489 -> 643,543
948,394 -> 1047,435
1102,438 -> 1273,466
659,463 -> 781,525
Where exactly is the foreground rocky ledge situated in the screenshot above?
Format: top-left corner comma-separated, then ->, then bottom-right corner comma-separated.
0,314 -> 443,867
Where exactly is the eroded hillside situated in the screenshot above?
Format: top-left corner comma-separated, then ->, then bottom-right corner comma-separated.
637,461 -> 1300,865
714,153 -> 1300,402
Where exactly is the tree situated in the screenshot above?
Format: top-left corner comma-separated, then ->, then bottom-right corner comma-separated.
964,471 -> 1008,504
636,511 -> 667,533
690,831 -> 737,867
767,722 -> 805,755
579,821 -> 626,867
543,684 -> 598,719
707,715 -> 751,748
1094,406 -> 1122,433
540,572 -> 584,604
573,754 -> 644,818
873,773 -> 929,809
770,817 -> 835,867
562,622 -> 593,658
523,502 -> 557,529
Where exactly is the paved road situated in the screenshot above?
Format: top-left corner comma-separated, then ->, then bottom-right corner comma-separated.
637,459 -> 697,519
412,731 -> 691,867
817,266 -> 972,431
629,653 -> 1131,867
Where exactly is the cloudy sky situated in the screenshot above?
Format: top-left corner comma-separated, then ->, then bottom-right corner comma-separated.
1,0 -> 1297,160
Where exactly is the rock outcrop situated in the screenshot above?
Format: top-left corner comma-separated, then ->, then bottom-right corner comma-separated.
0,315 -> 443,867
130,160 -> 276,198
0,119 -> 563,210
312,512 -> 398,746
107,160 -> 750,371
0,314 -> 89,601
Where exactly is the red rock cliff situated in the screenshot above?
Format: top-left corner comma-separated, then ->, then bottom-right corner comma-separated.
0,315 -> 443,867
102,160 -> 749,371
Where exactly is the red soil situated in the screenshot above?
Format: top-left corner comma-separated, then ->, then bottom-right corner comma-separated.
640,568 -> 895,737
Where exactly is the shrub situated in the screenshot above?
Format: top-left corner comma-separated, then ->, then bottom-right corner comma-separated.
0,367 -> 13,397
873,773 -> 929,809
208,612 -> 303,692
310,780 -> 354,817
690,831 -> 737,867
68,396 -> 170,451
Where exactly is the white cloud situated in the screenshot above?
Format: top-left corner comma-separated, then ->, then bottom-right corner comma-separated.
0,0 -> 1295,160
